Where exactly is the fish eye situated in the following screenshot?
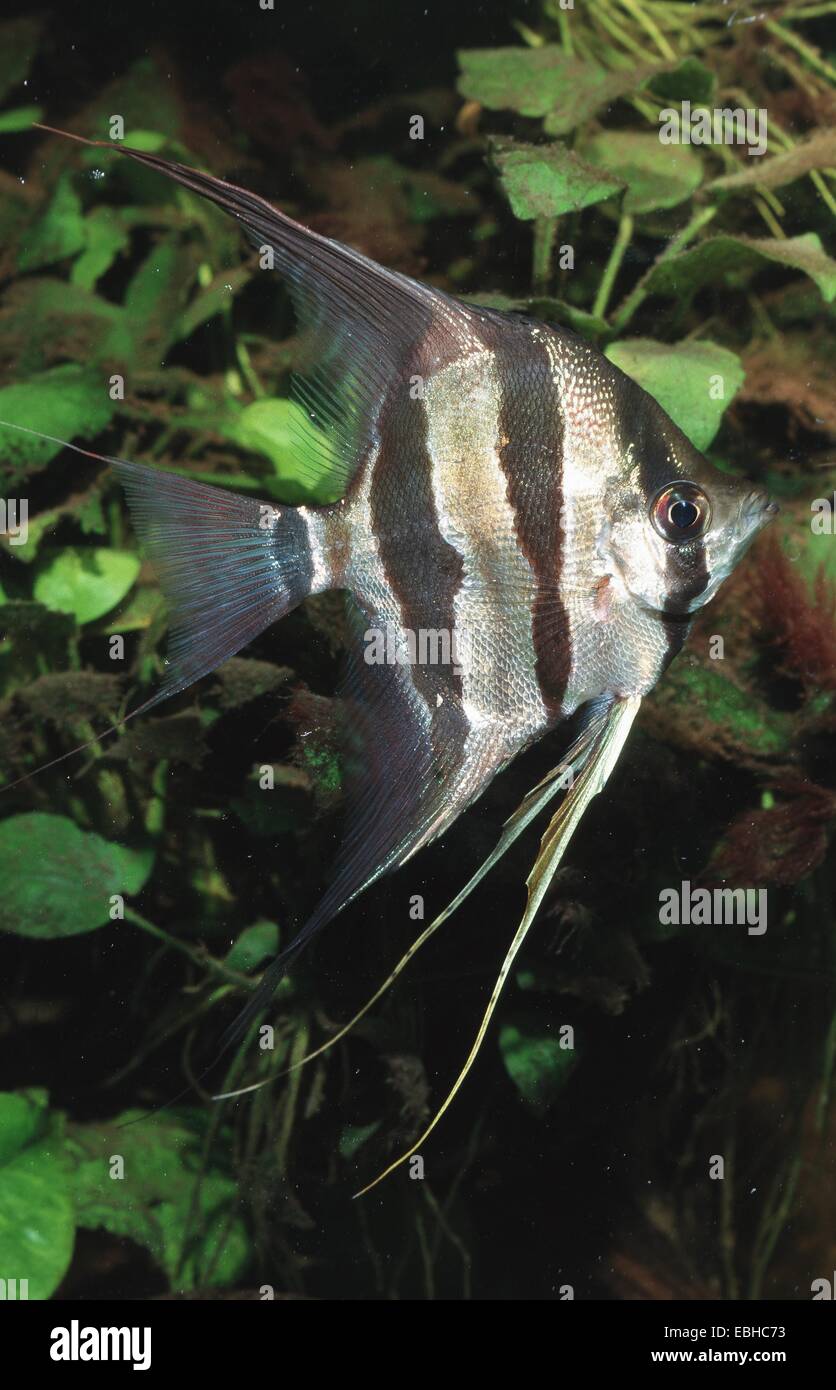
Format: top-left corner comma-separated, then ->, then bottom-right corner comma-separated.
650,482 -> 711,543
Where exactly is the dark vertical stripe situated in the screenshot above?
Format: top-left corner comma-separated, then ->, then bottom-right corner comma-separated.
614,373 -> 676,502
660,547 -> 708,667
492,324 -> 571,718
276,506 -> 314,600
612,371 -> 709,661
369,379 -> 470,764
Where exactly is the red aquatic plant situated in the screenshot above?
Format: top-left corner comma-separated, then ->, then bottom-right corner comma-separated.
706,775 -> 836,887
756,533 -> 836,694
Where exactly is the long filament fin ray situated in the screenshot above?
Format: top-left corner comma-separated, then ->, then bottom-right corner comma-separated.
353,695 -> 642,1197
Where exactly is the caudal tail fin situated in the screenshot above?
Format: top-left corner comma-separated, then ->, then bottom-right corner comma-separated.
114,460 -> 326,705
0,420 -> 333,787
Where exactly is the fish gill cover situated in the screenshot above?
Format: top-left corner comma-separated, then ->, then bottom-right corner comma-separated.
0,0 -> 834,1303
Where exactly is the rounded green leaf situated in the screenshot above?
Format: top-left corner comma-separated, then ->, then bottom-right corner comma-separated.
458,46 -> 660,135
0,103 -> 43,133
605,338 -> 744,451
34,547 -> 140,624
224,920 -> 280,974
225,398 -> 342,502
339,1120 -> 382,1160
0,364 -> 115,486
68,1112 -> 249,1292
499,1016 -> 577,1111
0,1096 -> 74,1301
0,813 -> 153,939
583,132 -> 702,214
0,1089 -> 49,1166
649,57 -> 716,106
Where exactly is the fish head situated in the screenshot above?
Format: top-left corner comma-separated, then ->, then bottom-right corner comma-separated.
604,387 -> 777,618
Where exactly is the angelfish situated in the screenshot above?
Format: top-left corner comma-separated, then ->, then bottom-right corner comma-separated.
6,127 -> 776,1187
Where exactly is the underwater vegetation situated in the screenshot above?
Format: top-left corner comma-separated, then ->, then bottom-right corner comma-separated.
0,1 -> 835,1301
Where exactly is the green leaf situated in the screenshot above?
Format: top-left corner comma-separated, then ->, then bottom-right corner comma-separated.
641,233 -> 836,306
70,208 -> 131,291
491,138 -> 625,220
458,45 -> 662,135
649,56 -> 716,105
0,814 -> 153,939
224,920 -> 280,974
0,484 -> 107,567
0,1141 -> 74,1300
0,279 -> 133,375
224,398 -> 344,503
0,365 -> 115,486
124,239 -> 195,363
0,103 -> 42,133
112,128 -> 172,153
172,263 -> 254,344
605,338 -> 744,451
339,1121 -> 382,1160
0,1089 -> 49,1166
499,1015 -> 577,1111
582,132 -> 702,213
18,174 -> 87,273
213,657 -> 293,711
34,547 -> 141,624
101,584 -> 163,634
0,1092 -> 74,1301
67,1111 -> 249,1291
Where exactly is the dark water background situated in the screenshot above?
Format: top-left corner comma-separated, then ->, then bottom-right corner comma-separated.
1,0 -> 834,1302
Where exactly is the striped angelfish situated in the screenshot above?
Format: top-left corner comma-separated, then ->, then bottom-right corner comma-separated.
3,128 -> 776,1187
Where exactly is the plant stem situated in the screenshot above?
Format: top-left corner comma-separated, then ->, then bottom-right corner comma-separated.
611,203 -> 717,334
532,216 -> 559,295
765,17 -> 836,86
593,212 -> 633,321
617,0 -> 676,60
783,1 -> 836,16
124,907 -> 256,989
754,193 -> 785,239
556,6 -> 573,55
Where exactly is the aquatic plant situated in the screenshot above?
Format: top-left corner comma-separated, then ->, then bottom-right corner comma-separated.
0,2 -> 835,1299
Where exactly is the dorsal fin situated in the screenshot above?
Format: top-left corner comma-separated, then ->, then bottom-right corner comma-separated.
33,123 -> 477,496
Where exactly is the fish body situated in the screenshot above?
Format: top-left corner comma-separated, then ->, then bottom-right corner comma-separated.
309,310 -> 770,870
11,129 -> 776,1069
